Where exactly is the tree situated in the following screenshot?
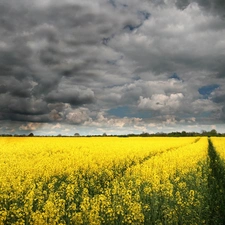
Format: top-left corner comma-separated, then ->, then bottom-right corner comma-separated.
210,129 -> 217,136
74,133 -> 80,136
28,133 -> 34,137
140,132 -> 150,137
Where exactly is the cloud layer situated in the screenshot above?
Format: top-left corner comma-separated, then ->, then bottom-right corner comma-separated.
0,0 -> 224,135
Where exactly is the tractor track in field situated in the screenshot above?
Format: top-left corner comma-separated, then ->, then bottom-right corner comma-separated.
79,137 -> 203,197
81,137 -> 201,181
208,138 -> 225,225
119,137 -> 201,177
44,137 -> 202,197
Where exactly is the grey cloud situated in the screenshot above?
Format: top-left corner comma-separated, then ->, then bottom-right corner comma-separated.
0,84 -> 7,94
0,112 -> 50,123
0,39 -> 33,79
150,0 -> 165,6
48,103 -> 70,112
8,98 -> 48,116
216,64 -> 225,78
66,108 -> 91,125
175,0 -> 225,17
212,95 -> 225,104
98,79 -> 185,107
2,78 -> 34,98
110,3 -> 225,80
46,85 -> 95,105
212,94 -> 225,104
39,47 -> 61,66
0,94 -> 48,116
34,23 -> 59,43
48,109 -> 64,122
175,0 -> 191,10
222,106 -> 225,119
191,99 -> 221,114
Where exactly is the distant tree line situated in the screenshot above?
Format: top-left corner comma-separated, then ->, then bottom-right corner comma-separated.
128,129 -> 222,137
0,133 -> 34,137
0,129 -> 224,137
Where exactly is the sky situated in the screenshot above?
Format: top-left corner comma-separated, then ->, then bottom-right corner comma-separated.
0,0 -> 225,135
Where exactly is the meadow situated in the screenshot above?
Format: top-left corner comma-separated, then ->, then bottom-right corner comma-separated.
0,137 -> 225,224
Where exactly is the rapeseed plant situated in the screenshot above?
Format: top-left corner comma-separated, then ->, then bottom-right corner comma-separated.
1,137 -> 222,224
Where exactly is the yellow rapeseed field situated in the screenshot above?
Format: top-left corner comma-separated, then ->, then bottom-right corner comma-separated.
0,137 -> 225,224
211,137 -> 225,161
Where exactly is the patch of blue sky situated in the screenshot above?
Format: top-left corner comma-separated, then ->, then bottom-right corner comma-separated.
106,55 -> 123,65
132,74 -> 141,81
107,59 -> 117,65
108,0 -> 128,8
109,0 -> 116,7
108,106 -> 133,117
138,10 -> 151,20
198,84 -> 219,98
200,111 -> 212,117
102,37 -> 110,45
124,10 -> 150,31
169,73 -> 181,80
123,23 -> 142,31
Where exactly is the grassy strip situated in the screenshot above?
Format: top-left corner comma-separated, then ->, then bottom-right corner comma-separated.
208,138 -> 225,224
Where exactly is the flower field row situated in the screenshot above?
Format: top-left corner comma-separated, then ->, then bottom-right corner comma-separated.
0,137 -> 224,224
211,137 -> 225,161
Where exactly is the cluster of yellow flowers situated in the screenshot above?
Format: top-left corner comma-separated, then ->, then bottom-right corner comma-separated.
211,137 -> 225,160
0,136 -> 223,224
121,137 -> 209,224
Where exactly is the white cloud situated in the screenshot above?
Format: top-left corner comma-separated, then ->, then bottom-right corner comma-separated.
52,123 -> 61,129
84,111 -> 143,129
19,122 -> 42,131
138,93 -> 184,112
66,108 -> 91,124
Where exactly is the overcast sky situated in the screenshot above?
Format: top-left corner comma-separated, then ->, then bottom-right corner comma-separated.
0,0 -> 225,135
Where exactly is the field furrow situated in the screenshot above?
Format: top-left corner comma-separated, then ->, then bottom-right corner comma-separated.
208,138 -> 225,225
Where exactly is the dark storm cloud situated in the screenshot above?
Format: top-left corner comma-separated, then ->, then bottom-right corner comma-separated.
211,93 -> 225,104
216,64 -> 225,78
210,88 -> 225,122
0,0 -> 140,125
222,106 -> 225,120
45,86 -> 95,105
0,77 -> 34,98
8,98 -> 48,116
0,92 -> 48,118
0,39 -> 33,79
0,84 -> 7,94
